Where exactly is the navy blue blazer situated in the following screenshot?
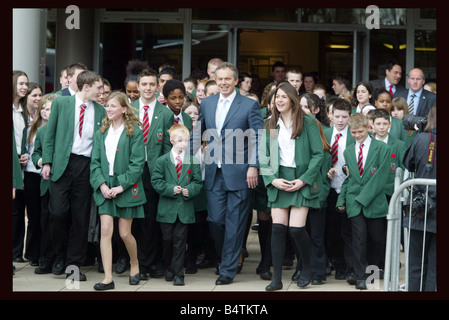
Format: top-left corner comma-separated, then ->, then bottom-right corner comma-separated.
191,92 -> 264,191
394,89 -> 436,118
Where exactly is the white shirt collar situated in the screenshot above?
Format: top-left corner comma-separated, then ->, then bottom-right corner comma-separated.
219,90 -> 237,105
171,149 -> 185,163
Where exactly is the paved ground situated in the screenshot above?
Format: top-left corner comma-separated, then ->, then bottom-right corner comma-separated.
13,215 -> 403,294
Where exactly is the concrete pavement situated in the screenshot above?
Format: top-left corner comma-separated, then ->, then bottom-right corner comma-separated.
13,215 -> 399,293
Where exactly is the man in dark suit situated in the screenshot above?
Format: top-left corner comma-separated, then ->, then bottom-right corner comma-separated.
370,60 -> 405,96
191,62 -> 264,284
394,68 -> 436,118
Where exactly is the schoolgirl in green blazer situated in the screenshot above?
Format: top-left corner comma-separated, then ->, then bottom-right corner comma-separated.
259,82 -> 323,291
90,91 -> 146,291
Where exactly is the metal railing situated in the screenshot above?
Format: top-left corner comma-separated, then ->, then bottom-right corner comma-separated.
383,168 -> 436,291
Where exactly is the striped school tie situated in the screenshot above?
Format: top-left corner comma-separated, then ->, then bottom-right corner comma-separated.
176,156 -> 182,179
331,133 -> 342,165
358,143 -> 364,176
174,116 -> 180,124
408,94 -> 416,115
142,105 -> 149,145
79,104 -> 86,137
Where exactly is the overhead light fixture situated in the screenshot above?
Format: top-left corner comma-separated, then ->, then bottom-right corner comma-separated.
415,47 -> 436,51
383,43 -> 394,49
328,44 -> 350,49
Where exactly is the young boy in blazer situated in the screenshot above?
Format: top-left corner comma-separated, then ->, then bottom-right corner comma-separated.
41,70 -> 106,280
336,113 -> 391,290
151,124 -> 203,285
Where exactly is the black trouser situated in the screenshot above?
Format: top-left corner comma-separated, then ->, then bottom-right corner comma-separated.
39,191 -> 54,265
305,207 -> 327,279
186,210 -> 217,265
12,188 -> 26,260
132,164 -> 163,270
350,212 -> 386,279
408,229 -> 436,291
160,218 -> 189,277
325,188 -> 354,272
24,171 -> 42,262
49,154 -> 92,268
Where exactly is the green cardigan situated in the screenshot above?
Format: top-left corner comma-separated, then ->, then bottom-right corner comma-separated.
151,152 -> 203,224
337,138 -> 391,218
259,115 -> 324,204
90,123 -> 147,208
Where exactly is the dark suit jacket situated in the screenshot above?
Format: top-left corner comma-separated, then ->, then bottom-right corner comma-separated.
370,78 -> 405,94
394,89 -> 436,118
192,91 -> 264,191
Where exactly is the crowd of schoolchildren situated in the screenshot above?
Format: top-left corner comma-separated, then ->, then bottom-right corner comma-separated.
12,58 -> 436,291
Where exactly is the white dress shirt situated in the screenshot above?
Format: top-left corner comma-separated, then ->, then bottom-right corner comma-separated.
71,94 -> 95,157
355,135 -> 372,172
139,98 -> 156,161
277,116 -> 296,168
215,90 -> 236,132
330,125 -> 348,192
13,103 -> 25,155
105,123 -> 124,176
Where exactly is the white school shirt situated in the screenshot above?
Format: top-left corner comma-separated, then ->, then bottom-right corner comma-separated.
105,123 -> 125,176
277,116 -> 296,168
330,125 -> 348,192
13,103 -> 25,155
71,94 -> 95,157
138,98 -> 156,161
355,135 -> 372,172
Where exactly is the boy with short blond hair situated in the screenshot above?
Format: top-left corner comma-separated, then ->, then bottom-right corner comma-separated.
151,124 -> 203,286
336,113 -> 391,289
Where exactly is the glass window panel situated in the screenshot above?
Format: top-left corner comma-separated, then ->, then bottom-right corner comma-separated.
368,29 -> 406,86
301,8 -> 406,25
190,24 -> 228,76
415,30 -> 436,82
419,8 -> 436,20
192,9 -> 297,22
100,22 -> 183,91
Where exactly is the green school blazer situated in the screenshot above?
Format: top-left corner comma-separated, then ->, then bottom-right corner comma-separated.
131,100 -> 173,174
31,125 -> 50,196
42,95 -> 106,181
384,135 -> 406,196
336,138 -> 391,219
259,115 -> 324,204
13,132 -> 23,190
151,152 -> 203,224
90,124 -> 147,208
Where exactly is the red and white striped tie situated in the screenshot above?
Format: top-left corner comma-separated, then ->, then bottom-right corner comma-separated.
358,143 -> 364,176
142,105 -> 149,145
174,116 -> 179,124
176,155 -> 182,179
79,104 -> 86,137
331,133 -> 342,165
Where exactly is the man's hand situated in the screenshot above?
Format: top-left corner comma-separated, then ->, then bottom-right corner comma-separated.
247,166 -> 258,189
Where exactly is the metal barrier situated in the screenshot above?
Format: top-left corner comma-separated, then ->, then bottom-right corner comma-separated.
383,168 -> 436,291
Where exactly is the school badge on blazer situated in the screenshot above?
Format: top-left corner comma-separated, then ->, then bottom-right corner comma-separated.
370,167 -> 377,176
131,184 -> 140,198
157,128 -> 163,142
390,154 -> 397,172
186,169 -> 191,184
